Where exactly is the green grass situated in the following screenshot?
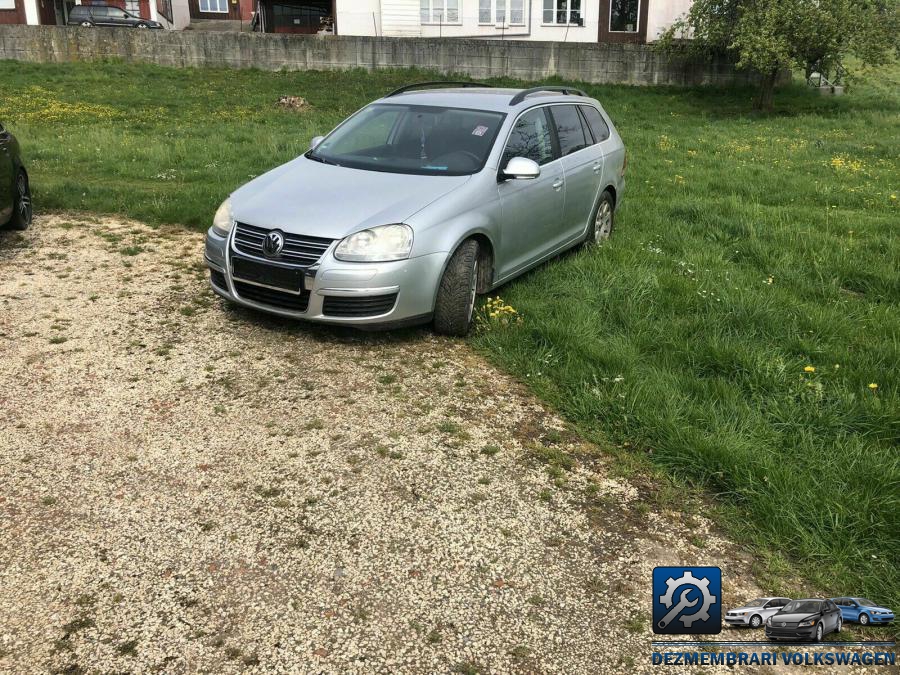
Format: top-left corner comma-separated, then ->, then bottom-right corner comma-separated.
1,60 -> 897,610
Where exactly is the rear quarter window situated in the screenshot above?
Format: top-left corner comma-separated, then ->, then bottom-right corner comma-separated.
580,105 -> 611,142
549,105 -> 590,156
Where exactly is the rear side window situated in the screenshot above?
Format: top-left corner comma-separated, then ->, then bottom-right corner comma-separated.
91,6 -> 109,16
503,107 -> 554,166
580,105 -> 611,142
70,6 -> 89,16
549,105 -> 590,156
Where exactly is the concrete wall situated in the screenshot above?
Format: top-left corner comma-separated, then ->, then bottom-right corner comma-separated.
0,25 -> 756,87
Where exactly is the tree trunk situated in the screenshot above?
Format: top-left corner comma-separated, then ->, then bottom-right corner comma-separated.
754,68 -> 779,111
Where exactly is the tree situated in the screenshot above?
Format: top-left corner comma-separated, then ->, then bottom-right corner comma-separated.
657,0 -> 900,110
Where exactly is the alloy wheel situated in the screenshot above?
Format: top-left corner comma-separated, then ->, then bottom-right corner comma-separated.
750,615 -> 761,628
816,624 -> 823,641
594,200 -> 612,242
16,174 -> 32,226
860,614 -> 869,625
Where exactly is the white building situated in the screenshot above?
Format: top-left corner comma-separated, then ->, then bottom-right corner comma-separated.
336,0 -> 691,43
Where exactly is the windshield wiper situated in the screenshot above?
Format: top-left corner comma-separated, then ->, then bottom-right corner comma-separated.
305,151 -> 340,166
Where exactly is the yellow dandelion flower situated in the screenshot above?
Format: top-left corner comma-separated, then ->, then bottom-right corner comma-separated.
868,383 -> 878,390
804,366 -> 815,373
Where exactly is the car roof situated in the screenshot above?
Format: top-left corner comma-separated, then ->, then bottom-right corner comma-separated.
375,88 -> 598,113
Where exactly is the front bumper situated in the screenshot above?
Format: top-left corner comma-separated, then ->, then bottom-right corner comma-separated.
765,625 -> 817,641
866,613 -> 895,624
204,227 -> 444,328
724,614 -> 753,626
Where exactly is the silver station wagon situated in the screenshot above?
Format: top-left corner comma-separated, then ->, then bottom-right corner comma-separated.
204,83 -> 626,334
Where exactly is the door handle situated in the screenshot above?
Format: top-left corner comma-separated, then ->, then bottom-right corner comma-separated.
592,162 -> 602,174
552,178 -> 564,191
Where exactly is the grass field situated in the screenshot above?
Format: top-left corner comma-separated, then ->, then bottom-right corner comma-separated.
1,60 -> 897,612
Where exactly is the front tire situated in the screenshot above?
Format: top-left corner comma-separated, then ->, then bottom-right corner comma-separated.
136,22 -> 149,28
836,617 -> 842,634
9,171 -> 32,231
749,615 -> 762,628
814,623 -> 824,642
80,20 -> 93,26
859,613 -> 869,626
433,239 -> 479,337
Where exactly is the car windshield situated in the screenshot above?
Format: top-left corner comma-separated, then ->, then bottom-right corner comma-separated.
855,599 -> 876,607
309,104 -> 505,176
783,600 -> 821,614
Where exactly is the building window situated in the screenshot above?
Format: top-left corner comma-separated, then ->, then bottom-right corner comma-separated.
479,0 -> 524,25
199,0 -> 228,12
420,0 -> 459,24
543,0 -> 581,25
125,0 -> 140,15
609,0 -> 639,32
157,0 -> 173,21
0,0 -> 15,10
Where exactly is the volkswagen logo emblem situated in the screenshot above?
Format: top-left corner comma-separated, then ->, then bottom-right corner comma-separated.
780,622 -> 786,627
262,230 -> 285,258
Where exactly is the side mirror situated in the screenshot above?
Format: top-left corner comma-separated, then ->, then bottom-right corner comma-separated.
502,156 -> 540,180
310,136 -> 325,150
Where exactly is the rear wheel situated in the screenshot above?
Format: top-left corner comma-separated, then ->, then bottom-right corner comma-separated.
136,22 -> 149,28
585,190 -> 614,246
433,239 -> 479,337
80,20 -> 93,26
9,171 -> 32,231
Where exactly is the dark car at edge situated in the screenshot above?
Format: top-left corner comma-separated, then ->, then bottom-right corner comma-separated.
67,4 -> 163,28
0,122 -> 32,231
765,599 -> 842,642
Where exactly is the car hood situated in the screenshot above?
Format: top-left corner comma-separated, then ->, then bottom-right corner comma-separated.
861,606 -> 893,612
772,613 -> 820,623
231,156 -> 470,238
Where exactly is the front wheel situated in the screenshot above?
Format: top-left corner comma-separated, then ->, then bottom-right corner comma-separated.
9,171 -> 32,231
80,21 -> 93,27
749,615 -> 762,628
433,239 -> 479,337
835,617 -> 842,634
814,623 -> 824,642
136,23 -> 149,28
859,613 -> 869,626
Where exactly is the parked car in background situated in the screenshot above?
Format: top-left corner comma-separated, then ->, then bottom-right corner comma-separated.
725,597 -> 791,628
832,598 -> 895,625
765,599 -> 842,642
0,122 -> 32,231
205,82 -> 626,335
67,4 -> 163,28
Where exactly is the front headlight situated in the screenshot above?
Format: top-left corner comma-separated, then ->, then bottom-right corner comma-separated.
211,197 -> 234,237
766,617 -> 772,626
334,224 -> 413,262
798,619 -> 817,627
736,612 -> 747,616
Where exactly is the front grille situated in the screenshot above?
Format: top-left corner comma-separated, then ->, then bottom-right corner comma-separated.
210,269 -> 227,289
233,280 -> 310,312
322,293 -> 398,318
233,222 -> 333,267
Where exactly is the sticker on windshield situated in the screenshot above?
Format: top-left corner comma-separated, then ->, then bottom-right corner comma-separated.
472,125 -> 489,137
423,165 -> 449,171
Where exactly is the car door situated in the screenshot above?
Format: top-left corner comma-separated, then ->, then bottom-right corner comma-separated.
825,600 -> 840,631
496,106 -> 565,279
761,599 -> 781,621
106,7 -> 132,26
0,122 -> 13,222
549,104 -> 597,243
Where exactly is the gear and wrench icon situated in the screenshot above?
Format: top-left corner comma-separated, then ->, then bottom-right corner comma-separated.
658,570 -> 717,628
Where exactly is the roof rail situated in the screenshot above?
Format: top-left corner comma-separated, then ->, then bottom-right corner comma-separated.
386,81 -> 494,98
509,86 -> 587,106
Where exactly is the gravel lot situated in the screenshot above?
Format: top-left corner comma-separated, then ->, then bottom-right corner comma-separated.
0,217 -> 846,673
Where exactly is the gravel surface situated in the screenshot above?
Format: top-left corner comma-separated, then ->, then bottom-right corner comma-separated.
0,217 -> 872,673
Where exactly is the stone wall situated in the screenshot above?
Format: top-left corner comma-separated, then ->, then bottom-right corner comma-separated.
0,25 -> 757,87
